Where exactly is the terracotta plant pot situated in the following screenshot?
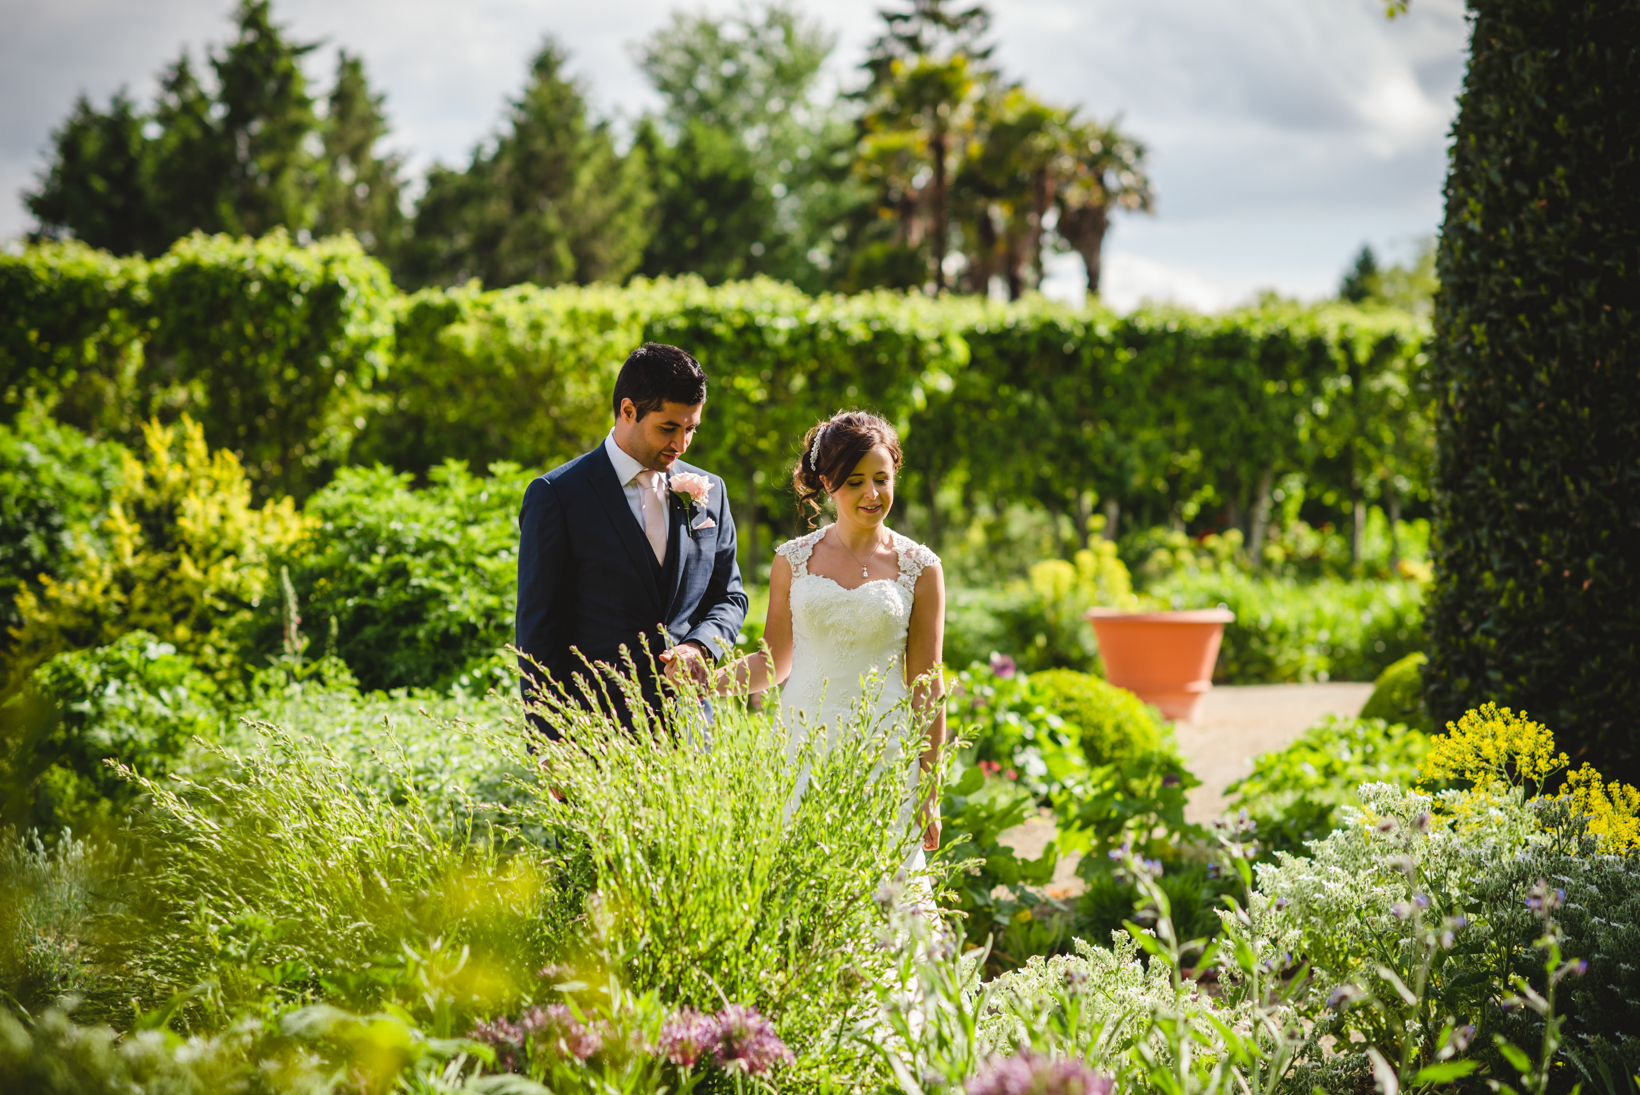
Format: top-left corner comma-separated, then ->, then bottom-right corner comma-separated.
1085,607 -> 1234,722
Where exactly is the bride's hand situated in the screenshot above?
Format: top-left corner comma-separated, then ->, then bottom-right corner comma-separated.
921,800 -> 941,850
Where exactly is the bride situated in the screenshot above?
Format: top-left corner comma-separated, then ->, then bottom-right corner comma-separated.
699,411 -> 946,861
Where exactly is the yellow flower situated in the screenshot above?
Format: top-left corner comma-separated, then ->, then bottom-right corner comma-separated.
1563,764 -> 1640,854
1420,703 -> 1566,793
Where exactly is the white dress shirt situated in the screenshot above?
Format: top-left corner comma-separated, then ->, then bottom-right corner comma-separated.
603,431 -> 669,554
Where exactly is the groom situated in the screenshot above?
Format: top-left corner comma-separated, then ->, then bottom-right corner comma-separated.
515,342 -> 747,735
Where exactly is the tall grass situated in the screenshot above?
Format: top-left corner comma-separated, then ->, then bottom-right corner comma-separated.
99,723 -> 556,1028
500,656 -> 939,1082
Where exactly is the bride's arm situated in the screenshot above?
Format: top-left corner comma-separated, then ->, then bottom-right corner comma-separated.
712,554 -> 794,695
905,561 -> 947,848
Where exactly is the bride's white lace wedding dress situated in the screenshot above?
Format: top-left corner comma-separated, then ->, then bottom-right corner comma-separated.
774,523 -> 940,872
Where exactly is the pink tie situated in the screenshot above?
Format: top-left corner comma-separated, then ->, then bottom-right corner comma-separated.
636,469 -> 667,564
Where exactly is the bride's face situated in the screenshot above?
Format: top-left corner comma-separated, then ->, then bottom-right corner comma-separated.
830,445 -> 895,527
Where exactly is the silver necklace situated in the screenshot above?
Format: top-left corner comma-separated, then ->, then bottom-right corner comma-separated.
837,529 -> 886,579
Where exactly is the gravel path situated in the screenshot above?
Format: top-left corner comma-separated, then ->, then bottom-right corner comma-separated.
999,682 -> 1374,897
1175,682 -> 1374,823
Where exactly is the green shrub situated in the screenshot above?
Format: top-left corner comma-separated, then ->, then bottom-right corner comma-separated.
0,242 -> 147,440
0,407 -> 125,662
1027,668 -> 1162,770
1,632 -> 219,834
9,241 -> 1433,575
6,417 -> 308,690
2,234 -> 397,500
943,662 -> 1195,948
1426,0 -> 1640,778
1224,715 -> 1431,856
1359,651 -> 1431,731
356,281 -> 646,478
266,460 -> 528,693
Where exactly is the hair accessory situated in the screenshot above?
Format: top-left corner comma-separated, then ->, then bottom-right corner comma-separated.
808,423 -> 830,470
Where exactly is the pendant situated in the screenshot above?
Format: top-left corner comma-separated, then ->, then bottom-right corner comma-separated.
862,566 -> 870,578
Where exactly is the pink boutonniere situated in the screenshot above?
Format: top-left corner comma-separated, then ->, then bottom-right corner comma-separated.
669,472 -> 713,535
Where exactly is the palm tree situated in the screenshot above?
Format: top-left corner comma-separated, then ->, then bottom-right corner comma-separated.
857,0 -> 994,293
1053,119 -> 1153,297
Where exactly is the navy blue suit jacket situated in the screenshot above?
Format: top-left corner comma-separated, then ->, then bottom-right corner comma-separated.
515,444 -> 748,724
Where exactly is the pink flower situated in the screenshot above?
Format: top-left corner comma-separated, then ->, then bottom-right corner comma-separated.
966,1052 -> 1112,1095
711,1005 -> 793,1076
520,1004 -> 602,1061
669,472 -> 713,509
658,1008 -> 719,1069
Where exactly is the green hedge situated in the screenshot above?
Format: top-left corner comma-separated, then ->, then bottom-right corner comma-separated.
3,238 -> 1427,561
1425,0 -> 1640,777
1,232 -> 396,498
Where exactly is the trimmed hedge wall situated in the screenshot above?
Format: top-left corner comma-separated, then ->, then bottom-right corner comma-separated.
1,232 -> 396,498
1426,0 -> 1640,777
2,236 -> 1426,561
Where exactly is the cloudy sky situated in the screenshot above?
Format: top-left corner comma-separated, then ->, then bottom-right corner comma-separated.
1,0 -> 1470,311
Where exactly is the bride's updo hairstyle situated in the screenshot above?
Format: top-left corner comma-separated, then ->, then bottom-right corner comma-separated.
793,411 -> 902,526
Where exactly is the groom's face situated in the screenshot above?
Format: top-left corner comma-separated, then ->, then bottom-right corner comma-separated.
617,398 -> 704,472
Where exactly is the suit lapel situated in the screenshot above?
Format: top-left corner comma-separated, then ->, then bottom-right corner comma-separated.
665,486 -> 691,616
588,446 -> 663,610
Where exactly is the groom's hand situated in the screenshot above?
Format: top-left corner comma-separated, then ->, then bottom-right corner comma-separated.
660,640 -> 712,688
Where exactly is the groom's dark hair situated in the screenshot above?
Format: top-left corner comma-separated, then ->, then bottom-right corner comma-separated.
613,343 -> 708,419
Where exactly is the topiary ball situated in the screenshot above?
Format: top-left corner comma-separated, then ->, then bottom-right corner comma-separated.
1025,669 -> 1165,768
1359,652 -> 1431,732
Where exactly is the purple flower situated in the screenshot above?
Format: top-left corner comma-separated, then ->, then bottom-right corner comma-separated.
989,653 -> 1018,680
468,1017 -> 526,1073
965,1052 -> 1113,1095
1161,772 -> 1181,788
1326,984 -> 1362,1010
659,1008 -> 719,1070
711,1005 -> 793,1076
521,1004 -> 603,1061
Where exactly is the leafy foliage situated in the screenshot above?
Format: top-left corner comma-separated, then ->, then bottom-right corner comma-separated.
0,243 -> 148,439
0,408 -> 125,663
1225,715 -> 1431,856
1,632 -> 219,834
1425,0 -> 1640,780
7,417 -> 309,689
1359,650 -> 1431,731
7,243 -> 1431,569
3,233 -> 397,499
265,461 -> 527,694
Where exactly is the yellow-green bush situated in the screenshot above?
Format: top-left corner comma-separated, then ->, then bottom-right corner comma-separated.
8,417 -> 308,689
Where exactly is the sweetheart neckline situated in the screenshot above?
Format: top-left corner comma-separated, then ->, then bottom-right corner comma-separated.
793,572 -> 907,595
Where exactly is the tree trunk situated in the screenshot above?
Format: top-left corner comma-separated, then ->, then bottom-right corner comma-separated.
1248,464 -> 1275,567
1074,492 -> 1092,550
924,470 -> 942,551
1354,498 -> 1367,569
930,128 -> 947,293
746,466 -> 759,581
1387,481 -> 1401,571
1058,201 -> 1110,296
1103,498 -> 1120,541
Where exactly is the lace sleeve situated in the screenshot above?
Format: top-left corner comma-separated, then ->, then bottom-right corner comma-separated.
776,528 -> 823,578
893,535 -> 940,594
